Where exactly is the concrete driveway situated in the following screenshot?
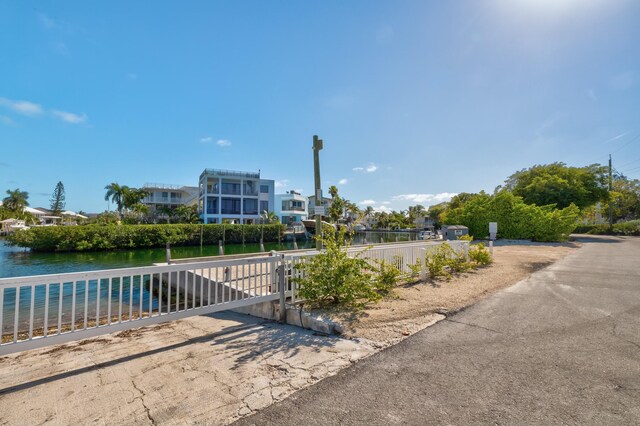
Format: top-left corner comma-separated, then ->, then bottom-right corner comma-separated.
236,235 -> 640,425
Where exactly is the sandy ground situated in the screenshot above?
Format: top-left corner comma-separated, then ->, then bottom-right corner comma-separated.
327,243 -> 580,346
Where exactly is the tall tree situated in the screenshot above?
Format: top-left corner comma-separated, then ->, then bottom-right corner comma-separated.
50,181 -> 66,214
3,188 -> 29,211
501,162 -> 608,210
104,183 -> 128,213
123,187 -> 149,210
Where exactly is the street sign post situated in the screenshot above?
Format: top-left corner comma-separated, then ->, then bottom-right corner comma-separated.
489,222 -> 498,241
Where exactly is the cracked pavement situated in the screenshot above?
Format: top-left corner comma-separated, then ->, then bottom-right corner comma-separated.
0,311 -> 375,425
236,235 -> 640,425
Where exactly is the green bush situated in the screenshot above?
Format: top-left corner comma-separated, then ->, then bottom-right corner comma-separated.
444,191 -> 579,242
575,220 -> 640,236
374,258 -> 402,295
292,229 -> 382,307
5,223 -> 285,252
469,243 -> 492,266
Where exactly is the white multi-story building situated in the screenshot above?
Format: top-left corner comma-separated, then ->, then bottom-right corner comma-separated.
142,183 -> 199,214
275,191 -> 308,225
198,169 -> 274,224
307,195 -> 332,217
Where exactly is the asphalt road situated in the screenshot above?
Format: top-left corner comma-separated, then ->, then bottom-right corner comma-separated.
236,236 -> 640,425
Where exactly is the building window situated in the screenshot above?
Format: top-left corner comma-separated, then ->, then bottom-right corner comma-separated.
221,198 -> 241,215
260,185 -> 269,194
221,182 -> 241,195
243,199 -> 258,215
260,201 -> 269,214
206,197 -> 218,214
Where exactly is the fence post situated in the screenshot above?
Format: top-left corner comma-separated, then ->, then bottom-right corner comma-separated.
463,242 -> 469,261
218,239 -> 224,256
420,248 -> 427,281
278,255 -> 286,323
489,240 -> 493,256
165,243 -> 172,264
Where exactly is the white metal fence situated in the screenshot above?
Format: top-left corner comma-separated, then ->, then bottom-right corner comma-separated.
0,256 -> 280,356
0,240 -> 467,356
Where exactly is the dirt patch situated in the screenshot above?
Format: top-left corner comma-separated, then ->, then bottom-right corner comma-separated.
324,244 -> 579,346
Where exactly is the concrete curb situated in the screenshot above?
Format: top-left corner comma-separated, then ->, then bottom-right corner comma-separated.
232,301 -> 344,335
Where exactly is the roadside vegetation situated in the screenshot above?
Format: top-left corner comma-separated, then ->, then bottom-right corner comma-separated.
293,230 -> 492,308
574,219 -> 640,236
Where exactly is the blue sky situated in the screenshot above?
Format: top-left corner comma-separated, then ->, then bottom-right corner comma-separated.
1,0 -> 639,213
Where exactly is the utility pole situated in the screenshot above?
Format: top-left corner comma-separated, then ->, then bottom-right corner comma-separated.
609,154 -> 613,231
313,135 -> 323,250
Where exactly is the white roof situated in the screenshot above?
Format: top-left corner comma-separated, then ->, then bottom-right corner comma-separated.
62,210 -> 88,219
24,206 -> 46,215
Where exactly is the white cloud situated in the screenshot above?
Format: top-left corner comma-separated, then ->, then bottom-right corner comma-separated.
360,199 -> 376,205
373,205 -> 392,213
216,139 -> 231,147
38,13 -> 57,29
52,110 -> 87,124
52,41 -> 69,55
382,201 -> 391,205
0,97 -> 43,116
338,178 -> 348,185
353,163 -> 378,173
392,192 -> 458,204
0,115 -> 14,125
605,132 -> 629,143
275,179 -> 289,189
200,136 -> 213,143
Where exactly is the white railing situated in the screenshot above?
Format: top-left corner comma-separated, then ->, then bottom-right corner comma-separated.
0,256 -> 280,356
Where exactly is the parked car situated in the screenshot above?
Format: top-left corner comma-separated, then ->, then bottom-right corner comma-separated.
418,230 -> 435,240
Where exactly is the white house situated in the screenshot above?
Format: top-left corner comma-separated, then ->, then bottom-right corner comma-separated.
275,191 -> 308,225
142,183 -> 199,214
198,168 -> 274,224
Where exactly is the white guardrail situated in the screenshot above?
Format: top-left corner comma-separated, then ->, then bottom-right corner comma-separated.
0,240 -> 467,356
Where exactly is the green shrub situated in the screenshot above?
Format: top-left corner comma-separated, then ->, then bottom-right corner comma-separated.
444,191 -> 579,242
374,258 -> 402,295
425,243 -> 452,279
5,223 -> 285,252
469,243 -> 492,266
292,229 -> 381,308
574,220 -> 640,236
407,257 -> 423,279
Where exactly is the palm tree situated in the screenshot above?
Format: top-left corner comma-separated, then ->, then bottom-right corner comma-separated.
364,206 -> 374,217
104,183 -> 128,213
174,205 -> 199,224
3,188 -> 29,211
123,188 -> 149,211
328,185 -> 339,199
407,204 -> 426,221
261,210 -> 280,224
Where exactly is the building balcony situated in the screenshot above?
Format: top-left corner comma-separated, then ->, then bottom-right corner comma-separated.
221,208 -> 241,215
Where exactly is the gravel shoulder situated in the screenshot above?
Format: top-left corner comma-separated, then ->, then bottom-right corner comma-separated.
326,243 -> 580,346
